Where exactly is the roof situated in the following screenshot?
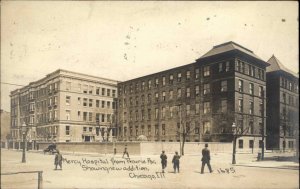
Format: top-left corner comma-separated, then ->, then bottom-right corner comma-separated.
267,55 -> 298,77
199,41 -> 265,62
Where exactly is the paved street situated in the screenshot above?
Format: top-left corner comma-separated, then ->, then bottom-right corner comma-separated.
1,149 -> 299,189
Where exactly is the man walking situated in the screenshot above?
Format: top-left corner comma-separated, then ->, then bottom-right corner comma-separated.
172,151 -> 180,173
160,151 -> 167,173
201,143 -> 212,174
122,146 -> 129,158
54,150 -> 63,170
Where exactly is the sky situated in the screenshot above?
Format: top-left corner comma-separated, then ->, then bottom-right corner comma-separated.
1,1 -> 299,112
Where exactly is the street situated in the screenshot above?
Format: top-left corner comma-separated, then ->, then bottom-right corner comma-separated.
1,149 -> 299,189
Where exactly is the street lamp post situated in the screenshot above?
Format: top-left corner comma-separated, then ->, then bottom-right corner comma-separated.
21,122 -> 27,163
232,122 -> 237,165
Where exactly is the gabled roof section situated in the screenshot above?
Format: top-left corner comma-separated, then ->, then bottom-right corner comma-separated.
199,41 -> 264,62
267,55 -> 298,77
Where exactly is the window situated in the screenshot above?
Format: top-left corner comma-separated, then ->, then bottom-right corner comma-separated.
141,125 -> 145,135
155,92 -> 159,102
249,121 -> 254,134
96,100 -> 100,108
186,87 -> 190,97
259,102 -> 263,116
219,62 -> 223,72
238,80 -> 243,92
203,66 -> 210,76
249,83 -> 254,95
96,113 -> 100,123
54,110 -> 58,120
238,140 -> 243,149
225,61 -> 230,72
107,89 -> 111,96
238,99 -> 243,112
186,71 -> 191,80
155,125 -> 159,136
83,112 -> 87,121
203,121 -> 211,134
155,78 -> 159,88
130,126 -> 133,136
54,96 -> 58,105
148,80 -> 152,89
259,86 -> 264,97
66,126 -> 70,135
66,96 -> 71,105
102,101 -> 105,108
195,103 -> 200,114
249,101 -> 254,114
88,112 -> 92,122
78,97 -> 81,105
245,64 -> 249,75
142,82 -> 145,90
107,101 -> 111,108
195,68 -> 200,79
283,93 -> 286,103
83,98 -> 88,107
177,88 -> 182,98
221,81 -> 227,92
89,99 -> 93,107
162,76 -> 166,86
169,74 -> 174,84
169,90 -> 173,100
203,83 -> 210,95
162,91 -> 166,101
96,87 -> 100,95
170,106 -> 174,118
186,105 -> 190,116
155,108 -> 159,119
195,85 -> 200,96
66,82 -> 71,91
112,90 -> 116,97
141,110 -> 145,120
147,125 -> 151,136
78,111 -> 81,120
66,110 -> 71,120
195,122 -> 200,134
221,100 -> 227,113
162,124 -> 166,135
177,73 -> 182,82
101,114 -> 105,122
135,111 -> 139,121
102,88 -> 106,96
249,140 -> 254,148
204,102 -> 211,114
147,94 -> 151,104
147,109 -> 151,120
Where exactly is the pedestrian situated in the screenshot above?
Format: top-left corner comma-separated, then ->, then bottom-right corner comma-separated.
201,143 -> 213,174
54,150 -> 63,170
172,151 -> 180,173
122,146 -> 129,158
160,150 -> 167,173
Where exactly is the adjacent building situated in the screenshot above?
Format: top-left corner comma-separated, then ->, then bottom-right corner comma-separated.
1,110 -> 11,148
266,55 -> 299,151
10,69 -> 118,149
117,41 -> 269,150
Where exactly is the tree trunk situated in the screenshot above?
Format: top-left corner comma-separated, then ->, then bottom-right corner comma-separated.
181,134 -> 186,156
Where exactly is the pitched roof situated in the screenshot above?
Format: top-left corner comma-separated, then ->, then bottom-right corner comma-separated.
199,41 -> 264,62
267,55 -> 298,77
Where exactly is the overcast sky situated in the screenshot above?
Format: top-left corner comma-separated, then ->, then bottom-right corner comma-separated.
1,1 -> 298,112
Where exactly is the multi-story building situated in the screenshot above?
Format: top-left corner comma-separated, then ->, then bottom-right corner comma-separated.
266,55 -> 299,151
1,110 -> 11,148
117,41 -> 269,150
10,69 -> 118,148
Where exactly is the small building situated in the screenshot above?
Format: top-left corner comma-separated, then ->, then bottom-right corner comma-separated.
10,69 -> 118,149
266,55 -> 299,151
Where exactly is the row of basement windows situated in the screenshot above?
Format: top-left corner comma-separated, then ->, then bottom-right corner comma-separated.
65,126 -> 110,136
65,96 -> 116,109
65,82 -> 116,97
238,140 -> 294,149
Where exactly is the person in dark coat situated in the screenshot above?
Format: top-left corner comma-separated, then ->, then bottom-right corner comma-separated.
122,146 -> 129,158
54,150 -> 63,170
172,151 -> 180,173
201,143 -> 212,174
160,150 -> 167,173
